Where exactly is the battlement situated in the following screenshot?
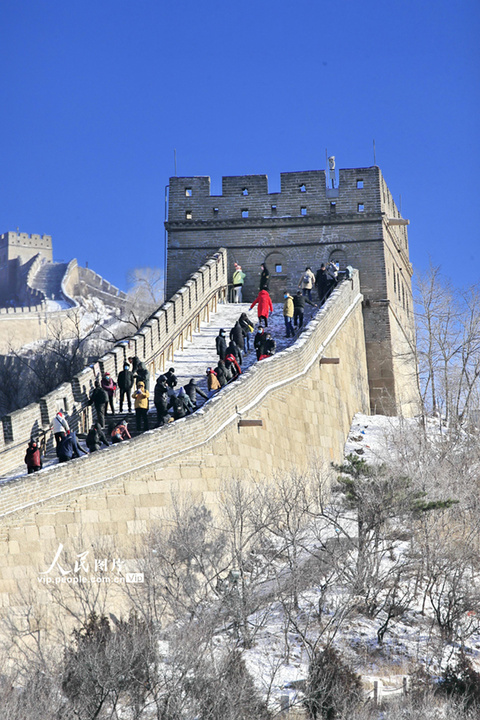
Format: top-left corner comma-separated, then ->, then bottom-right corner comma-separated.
165,164 -> 417,417
167,167 -> 393,223
0,249 -> 228,474
0,231 -> 53,266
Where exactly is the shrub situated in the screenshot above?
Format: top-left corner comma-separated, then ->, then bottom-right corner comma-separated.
304,646 -> 362,719
437,651 -> 480,711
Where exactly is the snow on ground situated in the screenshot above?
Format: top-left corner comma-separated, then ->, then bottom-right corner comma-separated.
163,300 -> 315,399
5,295 -> 480,712
1,301 -> 316,481
344,413 -> 422,465
234,413 -> 480,712
45,298 -> 72,311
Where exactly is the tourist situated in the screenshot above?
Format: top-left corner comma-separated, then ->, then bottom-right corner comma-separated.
164,367 -> 178,391
254,326 -> 266,360
88,380 -> 108,428
259,263 -> 270,291
259,332 -> 276,360
169,387 -> 193,419
111,419 -> 131,443
298,267 -> 316,301
86,422 -> 110,452
324,261 -> 338,299
133,381 -> 150,432
215,360 -> 228,387
293,290 -> 317,329
226,339 -> 243,367
154,375 -> 170,426
57,431 -> 87,463
230,320 -> 244,355
117,363 -> 134,413
232,263 -> 246,303
52,410 -> 70,446
101,372 -> 117,416
238,313 -> 254,352
283,292 -> 295,338
215,329 -> 227,362
225,352 -> 242,378
184,378 -> 208,408
206,367 -> 221,392
249,289 -> 274,327
315,263 -> 328,304
24,439 -> 42,473
129,355 -> 150,389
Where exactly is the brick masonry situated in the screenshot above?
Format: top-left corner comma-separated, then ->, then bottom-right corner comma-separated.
165,166 -> 419,416
0,272 -> 370,627
0,250 -> 228,473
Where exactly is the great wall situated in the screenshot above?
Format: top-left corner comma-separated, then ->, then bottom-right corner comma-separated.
0,253 -> 371,624
0,164 -> 420,633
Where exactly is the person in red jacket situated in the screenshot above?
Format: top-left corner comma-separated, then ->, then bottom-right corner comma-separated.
25,439 -> 42,473
249,289 -> 274,327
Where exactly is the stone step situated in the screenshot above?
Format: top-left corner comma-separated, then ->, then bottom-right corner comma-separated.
30,262 -> 69,299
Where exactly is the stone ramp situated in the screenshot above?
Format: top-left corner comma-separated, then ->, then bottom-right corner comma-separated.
1,300 -> 316,480
30,261 -> 70,301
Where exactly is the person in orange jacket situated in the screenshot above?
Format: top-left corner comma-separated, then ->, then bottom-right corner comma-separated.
133,381 -> 150,432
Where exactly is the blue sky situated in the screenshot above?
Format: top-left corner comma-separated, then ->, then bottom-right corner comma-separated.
1,1 -> 478,292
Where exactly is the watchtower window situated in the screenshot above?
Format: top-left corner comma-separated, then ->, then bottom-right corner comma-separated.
185,188 -> 192,197
275,264 -> 282,273
242,188 -> 248,196
185,211 -> 192,220
299,184 -> 306,193
300,207 -> 307,216
330,202 -> 336,213
213,207 -> 219,215
356,179 -> 364,189
271,204 -> 277,213
357,203 -> 365,213
242,209 -> 249,218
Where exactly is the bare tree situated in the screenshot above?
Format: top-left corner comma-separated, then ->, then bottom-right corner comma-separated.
415,264 -> 480,426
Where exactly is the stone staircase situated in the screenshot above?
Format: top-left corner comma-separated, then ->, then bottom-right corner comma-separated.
30,261 -> 69,301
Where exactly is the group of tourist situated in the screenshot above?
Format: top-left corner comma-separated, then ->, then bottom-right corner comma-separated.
24,258 -> 343,473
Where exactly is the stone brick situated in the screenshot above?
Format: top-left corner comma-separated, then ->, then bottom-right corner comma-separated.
166,167 -> 418,417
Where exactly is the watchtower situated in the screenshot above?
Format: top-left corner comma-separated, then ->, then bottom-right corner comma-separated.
0,231 -> 52,266
165,166 -> 419,417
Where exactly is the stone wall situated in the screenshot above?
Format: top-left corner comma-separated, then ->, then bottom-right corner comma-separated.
0,270 -> 369,626
165,166 -> 419,417
77,266 -> 128,310
0,256 -> 127,351
0,250 -> 228,474
0,231 -> 53,266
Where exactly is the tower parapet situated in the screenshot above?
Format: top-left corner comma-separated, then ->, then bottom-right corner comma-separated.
165,166 -> 418,417
0,231 -> 52,266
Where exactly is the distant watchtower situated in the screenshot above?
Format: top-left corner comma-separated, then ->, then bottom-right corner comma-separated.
0,231 -> 53,305
0,231 -> 52,266
165,166 -> 419,417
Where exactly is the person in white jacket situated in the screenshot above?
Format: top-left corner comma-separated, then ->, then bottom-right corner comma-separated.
52,410 -> 70,446
298,267 -> 316,301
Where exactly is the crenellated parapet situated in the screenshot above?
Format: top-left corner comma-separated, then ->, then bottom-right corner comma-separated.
0,249 -> 228,475
0,269 -> 371,628
165,165 -> 419,417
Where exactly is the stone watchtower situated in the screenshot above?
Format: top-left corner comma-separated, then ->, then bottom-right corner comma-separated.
0,231 -> 52,266
0,231 -> 53,304
165,166 -> 419,417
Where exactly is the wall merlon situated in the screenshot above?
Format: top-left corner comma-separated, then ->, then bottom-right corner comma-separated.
0,271 -> 367,529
